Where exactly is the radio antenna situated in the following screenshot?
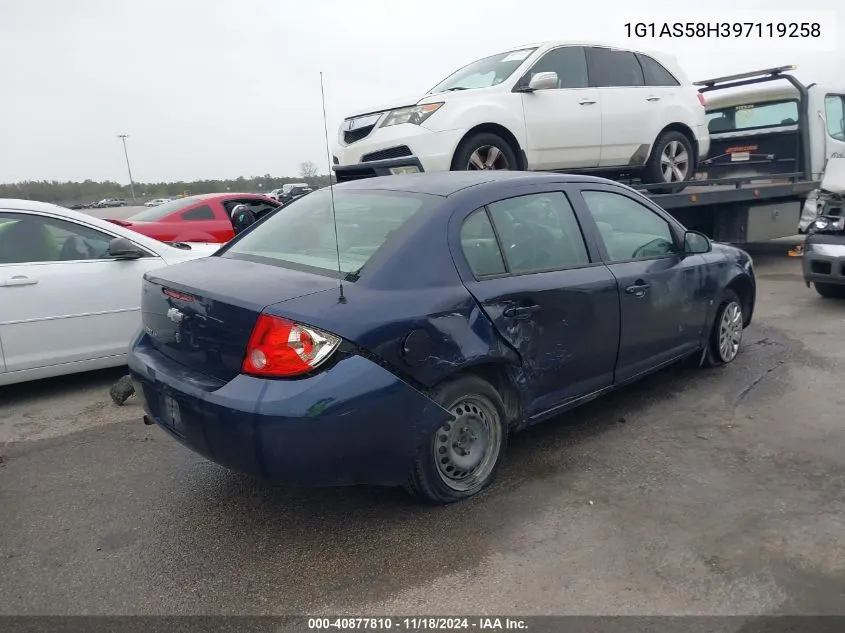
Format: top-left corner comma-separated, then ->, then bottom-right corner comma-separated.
319,71 -> 346,304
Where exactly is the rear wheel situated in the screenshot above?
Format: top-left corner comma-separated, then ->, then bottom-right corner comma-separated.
405,375 -> 508,504
643,131 -> 694,193
815,282 -> 845,298
452,133 -> 517,172
703,290 -> 744,367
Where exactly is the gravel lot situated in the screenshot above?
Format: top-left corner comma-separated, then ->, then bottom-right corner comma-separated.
1,250 -> 844,616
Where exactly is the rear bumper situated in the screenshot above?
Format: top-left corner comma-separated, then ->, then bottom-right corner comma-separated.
802,235 -> 845,286
128,334 -> 451,486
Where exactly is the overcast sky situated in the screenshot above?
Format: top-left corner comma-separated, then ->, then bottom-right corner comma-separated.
0,0 -> 841,184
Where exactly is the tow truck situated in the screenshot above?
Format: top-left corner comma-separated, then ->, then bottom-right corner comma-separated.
336,65 -> 840,244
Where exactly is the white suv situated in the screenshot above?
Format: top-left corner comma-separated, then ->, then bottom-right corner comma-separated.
333,42 -> 709,190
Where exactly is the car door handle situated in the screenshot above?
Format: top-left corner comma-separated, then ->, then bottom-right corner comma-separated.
646,96 -> 661,102
578,99 -> 597,105
503,304 -> 542,319
625,281 -> 651,297
2,275 -> 39,287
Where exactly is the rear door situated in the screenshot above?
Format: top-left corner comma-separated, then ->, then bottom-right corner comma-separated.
572,185 -> 710,382
454,188 -> 620,418
585,47 -> 661,168
0,210 -> 165,373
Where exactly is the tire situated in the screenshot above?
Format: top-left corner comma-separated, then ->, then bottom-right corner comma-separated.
703,290 -> 744,367
405,375 -> 508,504
815,282 -> 845,299
643,130 -> 694,194
452,133 -> 518,172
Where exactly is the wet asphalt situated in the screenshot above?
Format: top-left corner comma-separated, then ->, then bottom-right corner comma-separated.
1,252 -> 844,616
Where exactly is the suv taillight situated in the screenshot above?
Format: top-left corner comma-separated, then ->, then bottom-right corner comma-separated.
697,93 -> 707,108
242,314 -> 341,377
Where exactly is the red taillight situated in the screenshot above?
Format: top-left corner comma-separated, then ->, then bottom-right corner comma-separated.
697,93 -> 707,108
242,314 -> 341,377
163,288 -> 195,302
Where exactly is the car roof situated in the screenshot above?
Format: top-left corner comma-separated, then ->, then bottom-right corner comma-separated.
332,171 -> 617,196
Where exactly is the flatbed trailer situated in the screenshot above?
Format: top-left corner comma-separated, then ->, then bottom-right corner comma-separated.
638,173 -> 817,243
637,65 -> 820,242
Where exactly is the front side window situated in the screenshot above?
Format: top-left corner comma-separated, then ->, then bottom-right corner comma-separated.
0,212 -> 115,264
706,100 -> 799,134
519,46 -> 588,89
429,48 -> 538,93
486,192 -> 590,274
580,190 -> 676,261
586,47 -> 645,87
824,95 -> 845,141
223,189 -> 434,277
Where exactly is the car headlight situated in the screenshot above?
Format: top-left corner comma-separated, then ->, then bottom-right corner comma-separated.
812,216 -> 845,231
380,103 -> 443,128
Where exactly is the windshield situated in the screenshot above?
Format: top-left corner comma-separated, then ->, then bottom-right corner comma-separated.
428,47 -> 536,93
223,188 -> 434,277
128,197 -> 201,221
706,100 -> 799,133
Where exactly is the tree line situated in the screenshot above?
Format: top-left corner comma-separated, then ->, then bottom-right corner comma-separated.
0,161 -> 334,206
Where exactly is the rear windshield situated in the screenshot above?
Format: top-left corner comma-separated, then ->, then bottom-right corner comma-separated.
223,188 -> 433,277
706,99 -> 799,134
128,197 -> 201,221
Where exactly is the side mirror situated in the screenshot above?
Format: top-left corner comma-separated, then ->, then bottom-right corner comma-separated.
683,230 -> 712,254
527,71 -> 558,92
107,237 -> 145,260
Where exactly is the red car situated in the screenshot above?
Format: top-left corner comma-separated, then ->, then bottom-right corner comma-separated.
105,193 -> 281,243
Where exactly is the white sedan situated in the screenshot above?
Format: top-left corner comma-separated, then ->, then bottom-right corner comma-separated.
0,199 -> 220,387
144,198 -> 172,207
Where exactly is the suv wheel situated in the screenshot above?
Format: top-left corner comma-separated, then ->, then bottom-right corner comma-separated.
452,133 -> 517,172
644,131 -> 694,193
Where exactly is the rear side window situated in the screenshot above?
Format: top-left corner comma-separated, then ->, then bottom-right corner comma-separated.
223,189 -> 432,276
706,100 -> 799,134
486,192 -> 590,274
182,205 -> 215,221
824,95 -> 845,140
521,46 -> 588,89
636,54 -> 680,86
460,210 -> 506,277
586,47 -> 644,87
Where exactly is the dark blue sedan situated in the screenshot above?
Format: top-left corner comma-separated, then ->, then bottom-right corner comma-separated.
129,172 -> 756,504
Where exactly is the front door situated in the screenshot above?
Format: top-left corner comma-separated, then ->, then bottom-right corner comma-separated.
0,211 -> 164,373
455,190 -> 619,418
574,187 -> 709,383
518,46 -> 602,170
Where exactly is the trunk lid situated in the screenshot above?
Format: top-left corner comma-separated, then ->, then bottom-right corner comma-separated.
141,256 -> 338,381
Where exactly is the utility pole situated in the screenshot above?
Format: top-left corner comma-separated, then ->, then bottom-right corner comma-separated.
117,134 -> 136,201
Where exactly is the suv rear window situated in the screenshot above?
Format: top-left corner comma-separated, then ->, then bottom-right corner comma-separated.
706,100 -> 799,134
223,189 -> 434,277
